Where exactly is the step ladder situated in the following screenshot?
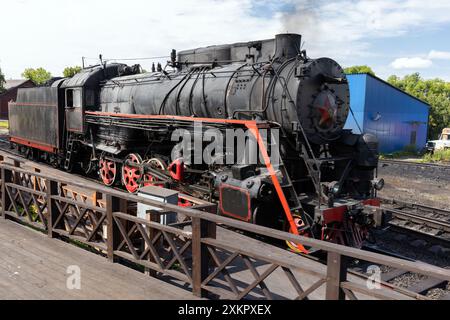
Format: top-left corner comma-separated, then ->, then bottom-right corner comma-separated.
300,144 -> 322,202
274,160 -> 312,233
64,135 -> 75,171
247,121 -> 313,253
263,132 -> 314,233
267,69 -> 323,207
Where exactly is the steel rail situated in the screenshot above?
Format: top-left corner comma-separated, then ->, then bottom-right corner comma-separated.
387,208 -> 450,233
379,158 -> 450,168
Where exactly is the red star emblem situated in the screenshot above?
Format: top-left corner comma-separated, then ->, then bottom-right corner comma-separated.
318,96 -> 334,127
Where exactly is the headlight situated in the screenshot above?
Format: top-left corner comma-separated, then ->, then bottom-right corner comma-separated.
328,181 -> 340,195
332,184 -> 340,194
372,178 -> 385,191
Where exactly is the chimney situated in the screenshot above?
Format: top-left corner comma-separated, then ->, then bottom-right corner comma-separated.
273,33 -> 302,61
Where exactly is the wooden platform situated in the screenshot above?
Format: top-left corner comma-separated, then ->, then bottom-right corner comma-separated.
0,219 -> 197,300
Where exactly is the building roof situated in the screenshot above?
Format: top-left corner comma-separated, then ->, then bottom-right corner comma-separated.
346,73 -> 430,107
4,79 -> 32,90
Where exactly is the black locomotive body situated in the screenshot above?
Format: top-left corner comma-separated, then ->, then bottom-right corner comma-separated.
9,34 -> 383,251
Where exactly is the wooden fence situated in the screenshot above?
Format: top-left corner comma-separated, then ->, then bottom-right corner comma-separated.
0,159 -> 449,300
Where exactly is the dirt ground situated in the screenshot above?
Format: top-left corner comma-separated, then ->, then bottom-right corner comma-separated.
378,165 -> 450,210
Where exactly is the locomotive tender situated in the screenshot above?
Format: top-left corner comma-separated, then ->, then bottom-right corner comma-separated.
9,34 -> 383,251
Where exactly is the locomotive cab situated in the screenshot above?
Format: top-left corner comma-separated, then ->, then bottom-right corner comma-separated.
61,64 -> 132,134
64,87 -> 84,133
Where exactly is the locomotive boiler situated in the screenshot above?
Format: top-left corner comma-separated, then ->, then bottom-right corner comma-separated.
8,33 -> 383,251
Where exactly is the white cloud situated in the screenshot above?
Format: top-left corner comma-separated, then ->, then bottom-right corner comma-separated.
428,50 -> 450,60
0,0 -> 282,78
390,57 -> 433,69
2,0 -> 450,78
279,0 -> 450,62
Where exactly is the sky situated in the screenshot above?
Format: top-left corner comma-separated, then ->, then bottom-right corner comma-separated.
1,0 -> 450,81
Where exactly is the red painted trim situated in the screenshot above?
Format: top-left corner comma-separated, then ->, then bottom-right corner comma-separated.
168,159 -> 185,182
9,102 -> 58,108
322,206 -> 347,224
219,184 -> 252,222
321,198 -> 381,225
363,198 -> 381,207
10,136 -> 57,153
86,111 -> 259,126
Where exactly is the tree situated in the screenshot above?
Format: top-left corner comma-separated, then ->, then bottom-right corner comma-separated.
344,65 -> 376,76
63,66 -> 82,78
22,68 -> 52,85
387,73 -> 450,139
0,67 -> 5,93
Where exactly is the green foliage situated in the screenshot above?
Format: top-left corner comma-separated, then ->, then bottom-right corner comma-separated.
380,144 -> 419,159
344,65 -> 376,76
387,73 -> 450,139
63,66 -> 82,78
402,144 -> 418,154
0,67 -> 6,93
380,143 -> 450,163
22,67 -> 52,85
422,149 -> 450,163
29,205 -> 39,221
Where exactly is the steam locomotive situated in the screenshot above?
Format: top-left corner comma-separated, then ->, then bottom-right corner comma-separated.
8,34 -> 383,251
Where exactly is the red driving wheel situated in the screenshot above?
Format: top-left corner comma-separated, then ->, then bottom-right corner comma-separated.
99,157 -> 117,186
143,158 -> 167,188
122,153 -> 143,193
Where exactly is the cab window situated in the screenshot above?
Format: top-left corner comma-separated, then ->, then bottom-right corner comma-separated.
66,89 -> 82,108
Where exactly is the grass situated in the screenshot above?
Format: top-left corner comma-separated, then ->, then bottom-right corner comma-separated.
379,144 -> 420,160
422,149 -> 450,163
379,144 -> 450,163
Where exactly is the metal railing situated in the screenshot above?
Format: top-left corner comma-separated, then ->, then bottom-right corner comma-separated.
0,157 -> 449,300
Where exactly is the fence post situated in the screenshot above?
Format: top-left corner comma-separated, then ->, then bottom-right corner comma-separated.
146,210 -> 160,277
106,194 -> 123,263
33,168 -> 42,192
46,179 -> 60,238
1,168 -> 12,219
92,191 -> 102,207
325,251 -> 347,300
13,160 -> 21,185
192,216 -> 216,298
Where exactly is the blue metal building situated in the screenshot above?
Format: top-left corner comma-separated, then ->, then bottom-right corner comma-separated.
345,73 -> 430,153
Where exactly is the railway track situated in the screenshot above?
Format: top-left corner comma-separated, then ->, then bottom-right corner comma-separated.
349,198 -> 450,300
379,158 -> 450,168
349,245 -> 450,300
380,197 -> 450,247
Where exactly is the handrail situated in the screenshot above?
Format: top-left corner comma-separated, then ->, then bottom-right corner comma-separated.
1,159 -> 449,300
2,162 -> 449,281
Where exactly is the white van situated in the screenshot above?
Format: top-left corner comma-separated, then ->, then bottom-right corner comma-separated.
426,128 -> 450,152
